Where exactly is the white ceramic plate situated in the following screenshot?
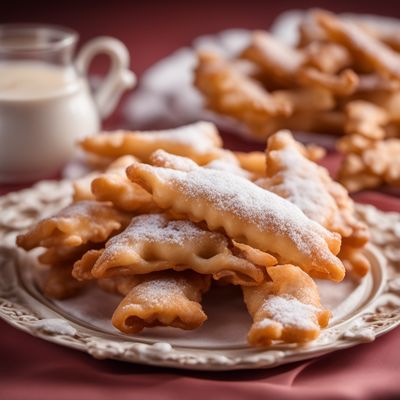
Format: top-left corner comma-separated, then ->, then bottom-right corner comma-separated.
1,181 -> 400,370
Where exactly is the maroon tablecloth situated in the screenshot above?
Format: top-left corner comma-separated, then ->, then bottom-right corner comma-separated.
1,2 -> 400,399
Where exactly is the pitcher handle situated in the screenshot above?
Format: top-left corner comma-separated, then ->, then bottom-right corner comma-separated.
75,36 -> 136,119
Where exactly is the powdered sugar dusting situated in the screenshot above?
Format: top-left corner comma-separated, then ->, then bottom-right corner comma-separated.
143,121 -> 221,153
206,159 -> 251,178
131,278 -> 183,306
263,146 -> 339,226
262,294 -> 320,330
155,166 -> 335,262
107,213 -> 226,248
151,150 -> 199,171
255,318 -> 276,329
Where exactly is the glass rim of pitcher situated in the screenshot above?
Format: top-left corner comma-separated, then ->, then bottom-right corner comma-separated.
0,23 -> 78,53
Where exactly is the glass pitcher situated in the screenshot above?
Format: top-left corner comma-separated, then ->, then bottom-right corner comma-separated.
0,24 -> 136,183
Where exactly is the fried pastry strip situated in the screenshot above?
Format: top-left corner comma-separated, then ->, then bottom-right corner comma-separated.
38,244 -> 94,266
302,41 -> 353,74
339,139 -> 400,190
235,151 -> 266,176
241,31 -> 304,87
194,51 -> 291,136
38,245 -> 95,300
296,67 -> 359,96
242,30 -> 357,97
344,100 -> 389,139
259,130 -> 369,276
72,213 -> 271,286
91,156 -> 155,212
72,155 -> 141,203
126,161 -> 344,281
72,172 -> 99,202
151,149 -> 253,180
271,87 -> 335,112
111,270 -> 211,334
315,10 -> 400,79
242,265 -> 331,346
42,264 -> 85,300
16,201 -> 130,249
150,149 -> 199,172
80,121 -> 223,164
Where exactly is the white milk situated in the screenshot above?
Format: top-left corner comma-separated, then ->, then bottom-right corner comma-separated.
0,61 -> 99,182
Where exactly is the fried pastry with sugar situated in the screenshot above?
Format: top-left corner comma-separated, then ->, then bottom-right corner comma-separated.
110,270 -> 211,334
80,121 -> 223,164
243,264 -> 331,346
16,201 -> 131,250
72,213 -> 275,286
257,130 -> 369,276
126,159 -> 345,281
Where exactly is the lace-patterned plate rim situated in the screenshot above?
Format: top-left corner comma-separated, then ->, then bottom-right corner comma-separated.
0,180 -> 399,371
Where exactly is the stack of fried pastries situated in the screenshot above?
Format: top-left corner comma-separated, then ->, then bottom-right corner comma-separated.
194,9 -> 400,192
16,121 -> 370,347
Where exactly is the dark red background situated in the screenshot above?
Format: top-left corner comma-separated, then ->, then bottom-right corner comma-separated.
3,0 -> 400,77
2,2 -> 400,399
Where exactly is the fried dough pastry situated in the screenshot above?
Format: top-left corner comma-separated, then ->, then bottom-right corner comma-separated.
97,275 -> 139,296
338,153 -> 383,192
271,87 -> 335,112
241,31 -> 304,87
356,73 -> 400,93
339,139 -> 400,190
151,149 -> 253,179
72,155 -> 142,203
315,10 -> 400,79
259,131 -> 346,234
72,172 -> 98,202
91,156 -> 155,212
150,149 -> 199,172
242,30 -> 357,98
42,264 -> 85,300
302,41 -> 353,74
344,100 -> 389,139
38,244 -> 94,266
194,51 -> 292,136
80,121 -> 223,164
127,161 -> 345,281
260,130 -> 369,276
39,246 -> 89,299
337,134 -> 376,155
111,270 -> 211,333
242,265 -> 331,346
235,151 -> 266,176
339,243 -> 371,278
16,201 -> 130,250
72,213 -> 270,285
297,67 -> 359,96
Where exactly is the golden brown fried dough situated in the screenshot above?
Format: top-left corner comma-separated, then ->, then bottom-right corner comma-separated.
303,41 -> 353,73
344,100 -> 389,139
127,161 -> 344,281
80,121 -> 223,164
194,51 -> 292,136
42,265 -> 85,300
112,270 -> 211,334
260,130 -> 369,276
243,265 -> 331,346
315,10 -> 400,79
241,31 -> 305,87
16,201 -> 130,250
297,67 -> 359,97
73,213 -> 269,286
